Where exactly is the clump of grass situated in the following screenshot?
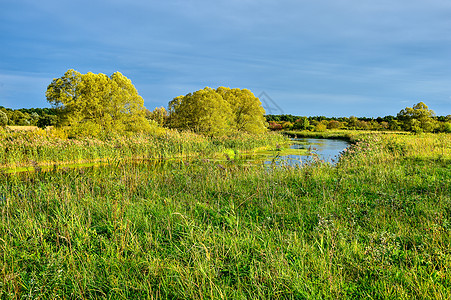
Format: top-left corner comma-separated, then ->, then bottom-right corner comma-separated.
0,132 -> 450,298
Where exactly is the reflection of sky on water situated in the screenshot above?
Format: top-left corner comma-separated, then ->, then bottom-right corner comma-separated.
266,138 -> 350,167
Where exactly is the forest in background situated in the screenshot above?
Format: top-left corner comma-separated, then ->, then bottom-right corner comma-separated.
2,103 -> 450,133
1,69 -> 450,135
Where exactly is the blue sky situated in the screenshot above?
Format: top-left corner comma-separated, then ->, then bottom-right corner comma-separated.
1,0 -> 450,117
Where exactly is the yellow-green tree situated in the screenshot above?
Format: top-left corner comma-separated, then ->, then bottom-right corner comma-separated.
168,87 -> 233,136
397,102 -> 437,132
46,69 -> 149,136
146,107 -> 168,126
168,87 -> 267,136
216,87 -> 266,133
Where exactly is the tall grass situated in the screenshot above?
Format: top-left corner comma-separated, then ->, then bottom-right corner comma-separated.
0,127 -> 287,170
284,129 -> 410,142
0,132 -> 450,298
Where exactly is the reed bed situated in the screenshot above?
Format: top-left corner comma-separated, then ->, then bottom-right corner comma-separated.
0,132 -> 450,298
0,127 -> 287,170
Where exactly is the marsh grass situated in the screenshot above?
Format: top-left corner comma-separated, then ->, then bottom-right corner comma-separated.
0,132 -> 450,298
0,128 -> 287,172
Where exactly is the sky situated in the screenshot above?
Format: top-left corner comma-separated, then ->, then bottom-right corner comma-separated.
1,0 -> 450,117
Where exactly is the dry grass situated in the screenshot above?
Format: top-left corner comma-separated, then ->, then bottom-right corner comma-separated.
7,125 -> 39,131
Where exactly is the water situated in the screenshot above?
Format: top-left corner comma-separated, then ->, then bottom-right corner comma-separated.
265,138 -> 350,166
2,138 -> 351,175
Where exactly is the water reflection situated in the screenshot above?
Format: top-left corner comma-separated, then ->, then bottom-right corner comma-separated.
265,138 -> 350,166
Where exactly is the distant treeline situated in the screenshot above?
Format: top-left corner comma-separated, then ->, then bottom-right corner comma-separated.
0,106 -> 58,127
265,103 -> 451,133
266,114 -> 451,123
2,101 -> 451,133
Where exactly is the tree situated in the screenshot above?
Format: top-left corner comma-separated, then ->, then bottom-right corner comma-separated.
147,107 -> 168,126
168,87 -> 267,136
168,87 -> 233,136
216,87 -> 266,134
397,102 -> 436,132
315,122 -> 327,132
347,116 -> 359,129
30,112 -> 40,125
268,121 -> 283,131
10,110 -> 31,126
293,117 -> 309,130
388,119 -> 401,131
46,69 -> 149,136
327,120 -> 341,129
36,115 -> 57,129
0,111 -> 7,127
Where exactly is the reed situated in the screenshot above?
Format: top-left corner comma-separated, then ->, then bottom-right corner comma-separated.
0,127 -> 287,171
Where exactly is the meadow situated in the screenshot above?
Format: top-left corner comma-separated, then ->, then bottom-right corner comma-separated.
0,130 -> 450,299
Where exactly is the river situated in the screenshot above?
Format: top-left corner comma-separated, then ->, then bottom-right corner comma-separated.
264,138 -> 350,166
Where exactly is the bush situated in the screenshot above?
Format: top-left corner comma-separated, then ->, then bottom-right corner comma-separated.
268,121 -> 283,131
315,123 -> 327,132
327,120 -> 341,129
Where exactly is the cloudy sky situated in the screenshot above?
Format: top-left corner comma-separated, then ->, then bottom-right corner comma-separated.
1,0 -> 450,117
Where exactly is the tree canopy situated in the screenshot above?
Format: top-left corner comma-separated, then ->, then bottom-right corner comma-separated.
397,102 -> 436,132
0,110 -> 7,127
46,69 -> 150,136
168,87 -> 266,135
216,87 -> 266,133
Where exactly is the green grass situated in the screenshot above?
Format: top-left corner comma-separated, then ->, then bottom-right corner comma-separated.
0,128 -> 287,172
283,129 -> 410,142
0,132 -> 450,298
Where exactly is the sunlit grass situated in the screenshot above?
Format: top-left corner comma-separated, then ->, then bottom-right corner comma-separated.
6,125 -> 39,131
0,131 -> 450,298
0,127 -> 287,171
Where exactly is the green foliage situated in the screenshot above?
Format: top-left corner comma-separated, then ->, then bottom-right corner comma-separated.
443,122 -> 451,133
267,103 -> 449,133
0,110 -> 7,127
282,121 -> 293,130
397,102 -> 437,132
327,120 -> 342,129
216,87 -> 267,133
36,115 -> 57,129
10,110 -> 30,125
46,69 -> 150,136
146,106 -> 168,126
168,87 -> 266,136
292,117 -> 309,130
169,87 -> 233,136
315,121 -> 328,132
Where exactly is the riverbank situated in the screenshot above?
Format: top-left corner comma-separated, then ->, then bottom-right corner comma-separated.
1,132 -> 450,298
0,127 -> 288,172
283,129 -> 411,142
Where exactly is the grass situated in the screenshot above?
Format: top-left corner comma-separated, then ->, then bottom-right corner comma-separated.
0,127 -> 287,172
283,129 -> 410,142
6,126 -> 39,131
0,131 -> 450,298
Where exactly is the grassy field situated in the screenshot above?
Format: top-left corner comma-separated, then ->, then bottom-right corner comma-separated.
0,131 -> 450,298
